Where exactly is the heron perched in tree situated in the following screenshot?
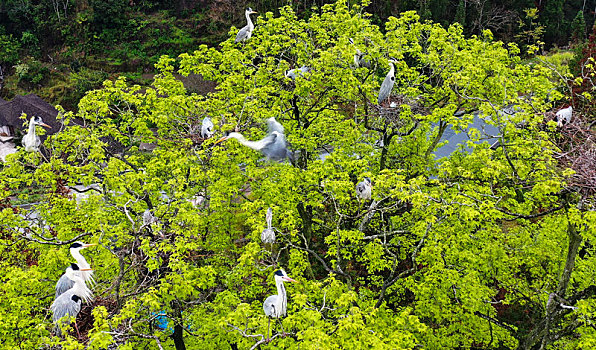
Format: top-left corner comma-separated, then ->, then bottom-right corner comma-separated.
215,117 -> 292,161
68,242 -> 96,285
356,177 -> 372,200
263,269 -> 298,340
22,116 -> 51,152
261,207 -> 275,244
51,265 -> 93,336
55,263 -> 93,303
377,60 -> 397,105
349,38 -> 371,69
554,106 -> 572,128
235,8 -> 258,43
201,116 -> 215,138
285,66 -> 310,80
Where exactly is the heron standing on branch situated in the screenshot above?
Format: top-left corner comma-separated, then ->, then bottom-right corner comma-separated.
22,116 -> 51,152
201,116 -> 215,138
377,60 -> 397,105
356,177 -> 372,200
263,269 -> 298,341
235,8 -> 258,43
261,207 -> 275,244
51,265 -> 93,337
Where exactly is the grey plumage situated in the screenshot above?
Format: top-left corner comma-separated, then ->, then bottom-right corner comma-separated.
217,117 -> 291,161
356,177 -> 372,200
349,39 -> 371,69
285,66 -> 310,80
51,270 -> 91,335
377,60 -> 396,105
55,263 -> 93,303
261,207 -> 275,244
201,117 -> 215,138
235,8 -> 257,43
263,269 -> 297,318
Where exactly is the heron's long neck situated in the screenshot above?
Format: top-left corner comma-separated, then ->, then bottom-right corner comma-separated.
246,12 -> 253,29
266,210 -> 272,229
275,279 -> 287,316
389,63 -> 395,76
71,249 -> 90,269
230,133 -> 267,151
27,119 -> 37,137
72,278 -> 87,296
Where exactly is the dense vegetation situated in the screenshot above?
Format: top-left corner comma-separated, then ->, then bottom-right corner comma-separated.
1,0 -> 596,349
1,0 -> 595,109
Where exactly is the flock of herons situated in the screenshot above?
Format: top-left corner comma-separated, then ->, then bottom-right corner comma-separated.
21,7 -> 574,341
52,241 -> 297,341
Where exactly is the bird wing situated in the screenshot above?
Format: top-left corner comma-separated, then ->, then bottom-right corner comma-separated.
267,118 -> 285,134
356,182 -> 365,194
55,273 -> 74,299
235,25 -> 251,43
261,228 -> 275,244
262,133 -> 290,161
51,291 -> 81,323
378,74 -> 395,104
263,295 -> 278,317
201,117 -> 214,138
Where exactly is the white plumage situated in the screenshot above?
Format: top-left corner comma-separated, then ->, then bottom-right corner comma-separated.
554,106 -> 572,128
235,8 -> 257,43
68,242 -> 96,286
216,117 -> 291,161
55,263 -> 93,303
356,177 -> 372,200
285,66 -> 310,80
263,269 -> 297,340
22,116 -> 51,152
51,267 -> 93,336
201,116 -> 214,138
261,207 -> 275,244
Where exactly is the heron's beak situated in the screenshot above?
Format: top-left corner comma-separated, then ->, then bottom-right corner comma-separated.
40,123 -> 52,129
80,268 -> 93,271
83,243 -> 97,248
251,11 -> 258,14
283,277 -> 298,283
214,136 -> 228,145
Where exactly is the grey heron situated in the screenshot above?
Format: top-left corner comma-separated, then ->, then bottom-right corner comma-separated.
554,106 -> 572,127
215,117 -> 291,161
51,266 -> 93,336
69,242 -> 96,285
235,8 -> 258,43
201,116 -> 215,138
263,269 -> 297,340
349,38 -> 371,68
285,66 -> 310,80
55,263 -> 93,303
261,207 -> 275,244
22,116 -> 51,152
356,177 -> 372,200
377,60 -> 397,105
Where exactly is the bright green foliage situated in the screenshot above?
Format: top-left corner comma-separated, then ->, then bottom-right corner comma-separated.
1,1 -> 594,349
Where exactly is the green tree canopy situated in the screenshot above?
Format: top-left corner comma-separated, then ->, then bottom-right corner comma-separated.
1,1 -> 594,349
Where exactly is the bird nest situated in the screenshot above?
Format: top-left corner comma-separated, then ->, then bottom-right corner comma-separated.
374,94 -> 429,127
552,115 -> 596,204
70,296 -> 119,342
